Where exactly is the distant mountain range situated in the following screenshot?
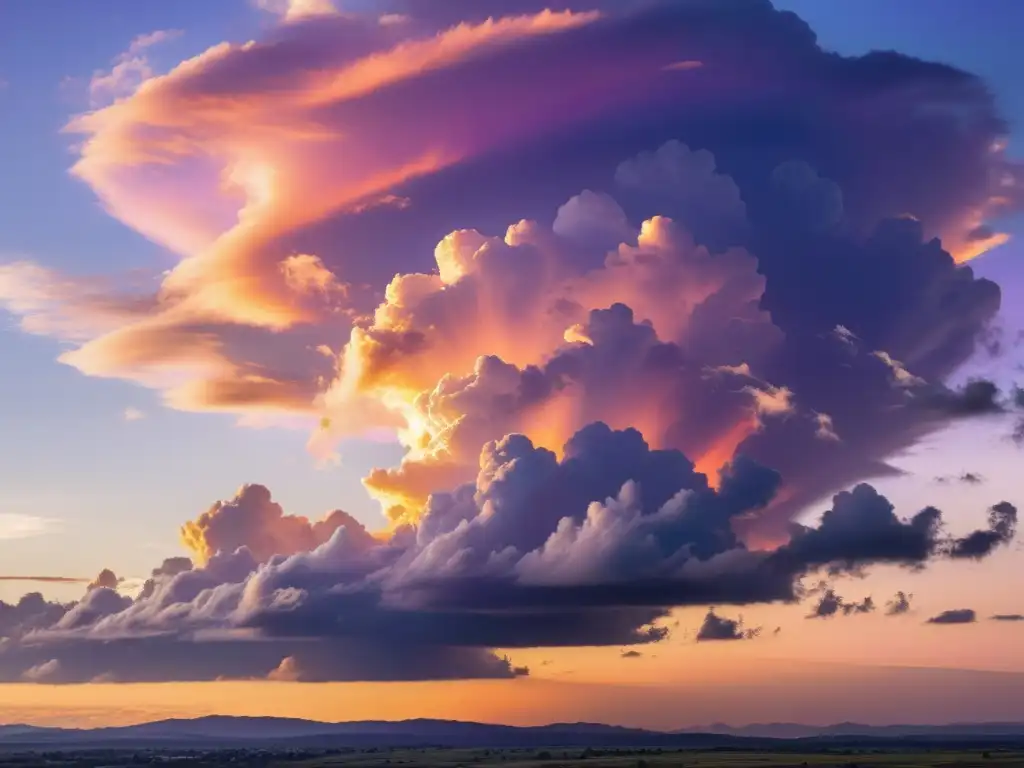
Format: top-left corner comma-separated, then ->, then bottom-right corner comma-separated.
3,716 -> 1024,752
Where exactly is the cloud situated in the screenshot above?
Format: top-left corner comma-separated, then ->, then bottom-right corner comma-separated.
179,483 -> 376,564
86,569 -> 121,592
355,298 -> 783,525
123,407 -> 145,421
137,556 -> 194,600
936,471 -> 984,485
0,514 -> 61,541
620,649 -> 643,658
89,30 -> 181,107
806,588 -> 874,619
946,501 -> 1017,560
1,421 -> 1014,683
1,0 -> 1022,683
772,487 -> 1017,572
885,591 -> 913,616
927,609 -> 977,625
696,609 -> 759,641
21,659 -> 61,683
0,593 -> 70,640
0,0 -> 1013,462
0,261 -> 156,341
991,614 -> 1024,622
253,0 -> 338,21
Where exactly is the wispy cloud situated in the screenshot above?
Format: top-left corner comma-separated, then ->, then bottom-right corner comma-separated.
89,29 -> 181,107
123,407 -> 145,421
0,514 -> 61,541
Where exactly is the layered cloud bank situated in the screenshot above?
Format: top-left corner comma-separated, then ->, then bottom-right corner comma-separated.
1,0 -> 1023,681
0,429 -> 1018,683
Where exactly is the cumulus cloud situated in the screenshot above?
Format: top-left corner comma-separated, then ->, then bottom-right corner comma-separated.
927,609 -> 977,625
180,483 -> 376,563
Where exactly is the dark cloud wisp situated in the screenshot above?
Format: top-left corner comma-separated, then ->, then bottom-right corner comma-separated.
927,609 -> 977,625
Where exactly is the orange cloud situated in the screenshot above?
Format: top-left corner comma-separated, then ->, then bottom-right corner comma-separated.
1,7 -> 616,419
180,484 -> 375,564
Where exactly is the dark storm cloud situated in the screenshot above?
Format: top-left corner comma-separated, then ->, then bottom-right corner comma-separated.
927,609 -> 977,625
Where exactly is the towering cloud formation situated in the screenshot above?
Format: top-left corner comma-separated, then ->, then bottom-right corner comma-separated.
0,0 -> 1021,681
0,1 -> 1016,537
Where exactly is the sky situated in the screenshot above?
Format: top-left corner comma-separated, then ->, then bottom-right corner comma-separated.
0,0 -> 1023,728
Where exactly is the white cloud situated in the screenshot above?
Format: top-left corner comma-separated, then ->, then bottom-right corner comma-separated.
0,514 -> 61,541
123,407 -> 146,422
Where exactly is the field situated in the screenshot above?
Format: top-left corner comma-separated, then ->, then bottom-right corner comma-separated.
6,746 -> 1024,768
